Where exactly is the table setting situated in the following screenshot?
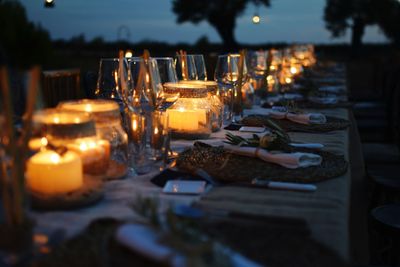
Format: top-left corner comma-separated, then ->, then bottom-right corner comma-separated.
0,45 -> 361,267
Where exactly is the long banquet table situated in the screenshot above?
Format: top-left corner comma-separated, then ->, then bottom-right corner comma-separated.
31,102 -> 369,265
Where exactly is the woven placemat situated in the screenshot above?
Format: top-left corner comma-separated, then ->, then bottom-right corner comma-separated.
30,175 -> 104,211
176,143 -> 348,183
241,114 -> 350,133
33,217 -> 345,267
262,100 -> 353,109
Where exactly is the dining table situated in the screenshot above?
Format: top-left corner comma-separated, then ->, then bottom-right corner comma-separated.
30,65 -> 369,266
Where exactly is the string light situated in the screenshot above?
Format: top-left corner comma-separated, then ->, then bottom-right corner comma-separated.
252,14 -> 260,24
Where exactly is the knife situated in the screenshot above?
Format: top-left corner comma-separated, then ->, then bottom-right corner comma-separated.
251,178 -> 317,192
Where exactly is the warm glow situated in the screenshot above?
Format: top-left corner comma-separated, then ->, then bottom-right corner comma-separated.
50,153 -> 60,164
285,77 -> 292,84
45,0 -> 53,3
252,15 -> 260,24
270,65 -> 276,71
125,50 -> 133,58
26,150 -> 83,194
267,75 -> 273,81
84,104 -> 92,112
41,137 -> 48,147
53,117 -> 60,124
290,67 -> 297,74
78,141 -> 97,152
132,119 -> 138,131
154,127 -> 159,135
179,107 -> 185,112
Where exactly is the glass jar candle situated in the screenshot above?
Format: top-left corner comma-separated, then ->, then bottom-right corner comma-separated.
58,99 -> 128,178
178,80 -> 223,132
163,82 -> 212,139
32,109 -> 110,176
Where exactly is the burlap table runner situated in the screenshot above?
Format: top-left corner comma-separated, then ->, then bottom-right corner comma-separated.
196,108 -> 355,262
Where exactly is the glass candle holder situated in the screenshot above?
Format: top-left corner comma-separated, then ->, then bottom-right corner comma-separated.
58,99 -> 128,178
32,109 -> 109,176
178,80 -> 223,132
163,82 -> 212,139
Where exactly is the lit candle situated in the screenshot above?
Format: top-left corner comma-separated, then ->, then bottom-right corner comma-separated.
28,137 -> 49,151
26,150 -> 83,194
66,138 -> 110,176
167,108 -> 207,132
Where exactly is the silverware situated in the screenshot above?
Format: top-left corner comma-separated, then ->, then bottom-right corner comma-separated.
251,178 -> 317,192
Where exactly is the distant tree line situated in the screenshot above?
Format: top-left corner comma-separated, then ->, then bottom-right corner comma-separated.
324,0 -> 400,48
0,0 -> 52,68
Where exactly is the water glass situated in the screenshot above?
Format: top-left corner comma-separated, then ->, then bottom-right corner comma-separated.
149,110 -> 169,169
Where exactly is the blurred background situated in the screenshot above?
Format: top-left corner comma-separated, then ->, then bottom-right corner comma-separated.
1,0 -> 400,141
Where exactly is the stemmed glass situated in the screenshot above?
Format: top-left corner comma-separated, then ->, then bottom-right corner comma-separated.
95,58 -> 128,109
214,54 -> 248,123
175,54 -> 207,80
152,57 -> 180,110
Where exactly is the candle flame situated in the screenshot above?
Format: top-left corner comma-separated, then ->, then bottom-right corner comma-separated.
79,141 -> 97,151
285,77 -> 292,84
290,66 -> 297,74
41,137 -> 48,147
154,127 -> 159,135
53,117 -> 60,124
50,153 -> 60,164
270,65 -> 276,71
84,104 -> 92,112
132,119 -> 138,131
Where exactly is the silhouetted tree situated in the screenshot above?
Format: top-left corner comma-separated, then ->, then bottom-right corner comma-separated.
0,0 -> 52,68
371,0 -> 400,46
172,0 -> 270,48
324,0 -> 374,50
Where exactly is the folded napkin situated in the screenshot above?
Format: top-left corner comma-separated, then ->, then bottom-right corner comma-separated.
116,224 -> 262,267
308,95 -> 338,104
269,110 -> 327,125
116,224 -> 185,267
224,144 -> 322,169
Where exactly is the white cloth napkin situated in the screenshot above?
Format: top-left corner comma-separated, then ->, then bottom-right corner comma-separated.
116,224 -> 262,267
308,95 -> 338,104
224,144 -> 322,169
269,110 -> 327,125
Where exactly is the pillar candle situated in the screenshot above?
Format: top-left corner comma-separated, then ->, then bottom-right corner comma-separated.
26,150 -> 83,194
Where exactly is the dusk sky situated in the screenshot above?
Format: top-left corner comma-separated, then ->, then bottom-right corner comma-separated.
20,0 -> 388,44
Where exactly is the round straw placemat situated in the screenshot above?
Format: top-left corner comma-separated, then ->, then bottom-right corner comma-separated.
241,114 -> 350,133
30,175 -> 104,211
176,143 -> 348,184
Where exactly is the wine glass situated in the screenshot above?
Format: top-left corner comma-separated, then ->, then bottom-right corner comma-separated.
214,54 -> 248,123
125,57 -> 161,112
95,58 -> 127,102
191,54 -> 207,80
153,57 -> 180,110
175,54 -> 208,81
